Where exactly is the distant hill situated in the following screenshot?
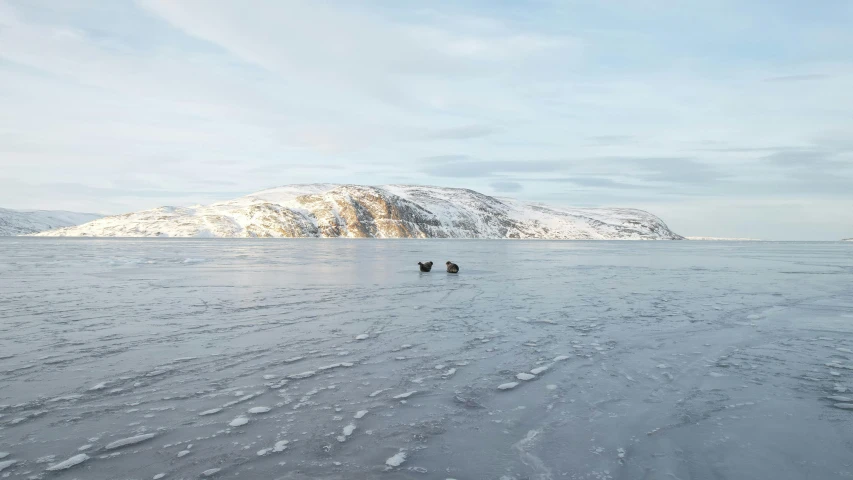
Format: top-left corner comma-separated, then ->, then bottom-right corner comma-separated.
0,208 -> 102,236
686,236 -> 761,241
35,184 -> 683,240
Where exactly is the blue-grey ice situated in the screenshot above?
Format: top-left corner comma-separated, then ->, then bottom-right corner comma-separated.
0,239 -> 852,479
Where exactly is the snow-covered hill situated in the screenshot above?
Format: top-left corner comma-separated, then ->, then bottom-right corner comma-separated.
35,184 -> 683,239
0,208 -> 102,236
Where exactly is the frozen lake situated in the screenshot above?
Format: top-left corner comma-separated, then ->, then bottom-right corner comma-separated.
1,239 -> 852,480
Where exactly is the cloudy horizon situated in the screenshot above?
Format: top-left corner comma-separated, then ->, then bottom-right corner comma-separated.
1,0 -> 852,240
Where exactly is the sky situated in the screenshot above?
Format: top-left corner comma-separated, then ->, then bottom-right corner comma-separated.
0,0 -> 852,240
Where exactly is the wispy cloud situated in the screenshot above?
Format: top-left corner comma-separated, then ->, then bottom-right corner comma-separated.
421,125 -> 498,140
421,157 -> 563,177
490,181 -> 523,192
763,74 -> 831,83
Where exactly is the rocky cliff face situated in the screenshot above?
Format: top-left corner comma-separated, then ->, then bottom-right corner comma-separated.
35,184 -> 683,240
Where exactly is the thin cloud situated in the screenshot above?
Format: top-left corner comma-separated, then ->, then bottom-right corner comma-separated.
421,158 -> 563,178
421,125 -> 497,140
490,181 -> 523,192
537,176 -> 653,190
584,135 -> 637,146
763,74 -> 830,83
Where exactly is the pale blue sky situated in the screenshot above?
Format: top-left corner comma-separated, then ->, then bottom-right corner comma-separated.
1,0 -> 851,239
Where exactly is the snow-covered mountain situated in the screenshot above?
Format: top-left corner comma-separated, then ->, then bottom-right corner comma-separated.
0,208 -> 102,236
35,184 -> 683,239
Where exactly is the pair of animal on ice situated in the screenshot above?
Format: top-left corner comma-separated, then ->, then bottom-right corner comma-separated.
418,261 -> 459,273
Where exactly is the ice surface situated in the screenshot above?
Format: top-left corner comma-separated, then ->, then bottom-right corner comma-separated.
498,382 -> 519,390
517,373 -> 536,381
1,239 -> 852,480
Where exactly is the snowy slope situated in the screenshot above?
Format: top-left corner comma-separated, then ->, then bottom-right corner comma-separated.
36,184 -> 683,239
0,208 -> 102,236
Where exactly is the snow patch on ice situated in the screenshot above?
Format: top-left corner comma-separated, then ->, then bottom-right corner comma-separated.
385,451 -> 407,467
47,453 -> 89,472
229,416 -> 249,427
498,382 -> 519,390
273,440 -> 289,452
827,396 -> 852,402
105,433 -> 157,450
337,423 -> 356,442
